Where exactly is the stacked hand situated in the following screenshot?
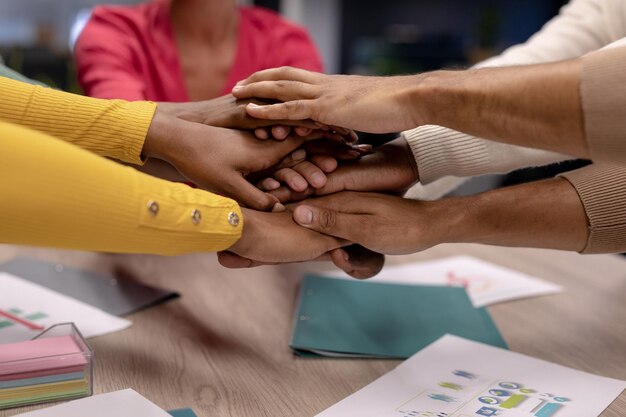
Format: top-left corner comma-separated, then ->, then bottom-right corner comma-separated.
259,137 -> 418,202
144,95 -> 386,278
144,63 -> 592,275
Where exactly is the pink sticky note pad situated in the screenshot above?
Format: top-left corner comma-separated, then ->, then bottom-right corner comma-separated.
0,336 -> 87,378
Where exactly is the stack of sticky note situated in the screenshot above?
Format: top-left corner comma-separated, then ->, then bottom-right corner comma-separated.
14,389 -> 195,417
0,332 -> 92,409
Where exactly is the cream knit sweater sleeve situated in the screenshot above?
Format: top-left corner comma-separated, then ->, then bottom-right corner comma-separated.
405,0 -> 626,200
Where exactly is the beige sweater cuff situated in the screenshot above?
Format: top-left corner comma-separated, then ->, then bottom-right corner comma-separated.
402,125 -> 570,185
402,125 -> 492,184
581,46 -> 626,164
559,164 -> 626,254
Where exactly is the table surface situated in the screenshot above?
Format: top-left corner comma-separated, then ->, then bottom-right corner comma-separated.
0,243 -> 625,417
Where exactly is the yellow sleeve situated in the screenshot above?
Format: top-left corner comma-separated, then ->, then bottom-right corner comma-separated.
0,76 -> 154,165
0,121 -> 243,255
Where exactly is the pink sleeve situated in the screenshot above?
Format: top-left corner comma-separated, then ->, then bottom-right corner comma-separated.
74,10 -> 147,101
268,22 -> 324,72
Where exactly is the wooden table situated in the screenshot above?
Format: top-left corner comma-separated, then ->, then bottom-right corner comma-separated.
1,244 -> 625,416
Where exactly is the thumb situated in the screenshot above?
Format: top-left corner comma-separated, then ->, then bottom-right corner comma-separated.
292,204 -> 359,241
227,174 -> 284,212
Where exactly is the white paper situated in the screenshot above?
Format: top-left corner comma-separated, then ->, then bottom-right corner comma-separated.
317,335 -> 626,417
322,256 -> 562,307
0,272 -> 131,343
16,389 -> 170,417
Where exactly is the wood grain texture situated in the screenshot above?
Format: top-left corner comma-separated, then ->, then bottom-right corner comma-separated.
0,243 -> 624,416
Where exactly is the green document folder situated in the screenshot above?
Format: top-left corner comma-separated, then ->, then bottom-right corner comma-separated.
168,409 -> 198,417
290,275 -> 507,358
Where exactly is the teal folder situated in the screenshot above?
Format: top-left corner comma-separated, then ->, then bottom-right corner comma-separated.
290,275 -> 507,358
168,409 -> 197,417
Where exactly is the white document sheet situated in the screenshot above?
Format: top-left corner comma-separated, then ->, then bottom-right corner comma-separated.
317,335 -> 626,417
322,256 -> 562,307
0,272 -> 131,343
16,389 -> 170,417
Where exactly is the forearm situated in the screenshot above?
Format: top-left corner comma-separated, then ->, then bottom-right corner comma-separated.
0,77 -> 155,165
434,178 -> 588,251
411,60 -> 587,158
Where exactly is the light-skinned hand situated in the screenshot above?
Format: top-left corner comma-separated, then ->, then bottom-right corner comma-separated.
261,137 -> 418,203
255,140 -> 374,194
232,67 -> 425,134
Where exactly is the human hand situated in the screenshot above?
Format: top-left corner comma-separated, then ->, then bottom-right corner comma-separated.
224,208 -> 346,263
144,111 -> 328,211
254,140 -> 374,194
261,137 -> 418,203
290,192 -> 456,255
232,67 -> 425,134
218,244 -> 385,279
158,95 -> 357,142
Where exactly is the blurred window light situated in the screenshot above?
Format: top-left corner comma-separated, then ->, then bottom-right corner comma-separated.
69,8 -> 92,52
0,20 -> 37,47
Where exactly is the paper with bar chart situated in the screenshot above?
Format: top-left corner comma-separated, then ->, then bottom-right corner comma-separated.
316,335 -> 626,417
0,272 -> 131,343
322,256 -> 562,307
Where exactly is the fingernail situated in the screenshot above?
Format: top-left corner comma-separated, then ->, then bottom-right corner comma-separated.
355,144 -> 373,151
268,178 -> 281,189
275,126 -> 287,137
295,207 -> 314,225
292,149 -> 306,161
272,203 -> 286,212
293,177 -> 307,190
261,178 -> 280,190
343,251 -> 350,262
248,103 -> 261,108
235,80 -> 245,86
311,172 -> 325,187
323,159 -> 337,172
348,150 -> 361,158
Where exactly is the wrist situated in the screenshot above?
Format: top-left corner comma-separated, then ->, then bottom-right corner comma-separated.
393,137 -> 419,184
416,195 -> 476,245
377,137 -> 420,188
405,70 -> 464,128
143,107 -> 180,161
401,72 -> 439,127
227,207 -> 253,254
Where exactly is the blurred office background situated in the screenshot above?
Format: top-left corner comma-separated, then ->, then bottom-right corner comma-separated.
0,0 -> 577,193
0,0 -> 568,88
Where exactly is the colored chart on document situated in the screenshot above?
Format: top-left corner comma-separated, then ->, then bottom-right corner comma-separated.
0,272 -> 130,343
394,371 -> 573,417
316,335 -> 626,417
